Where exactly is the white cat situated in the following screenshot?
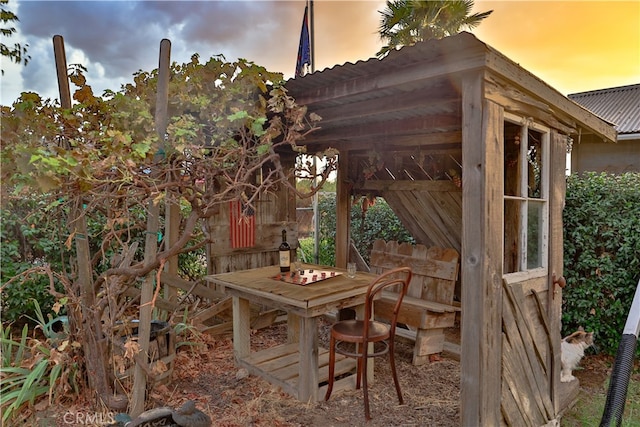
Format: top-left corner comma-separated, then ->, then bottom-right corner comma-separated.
560,328 -> 594,383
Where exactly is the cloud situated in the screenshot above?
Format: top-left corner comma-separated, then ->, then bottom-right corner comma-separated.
3,1 -> 385,104
3,0 -> 635,105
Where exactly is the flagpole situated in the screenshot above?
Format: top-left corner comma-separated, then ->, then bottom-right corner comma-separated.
309,0 -> 315,73
308,0 -> 321,264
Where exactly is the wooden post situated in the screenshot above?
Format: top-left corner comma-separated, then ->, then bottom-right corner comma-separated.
131,202 -> 160,416
155,39 -> 179,304
335,151 -> 350,268
54,34 -> 115,407
460,71 -> 503,426
130,39 -> 171,417
548,130 -> 567,415
53,35 -> 72,111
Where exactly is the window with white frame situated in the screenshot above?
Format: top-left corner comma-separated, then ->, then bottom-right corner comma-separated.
503,114 -> 550,274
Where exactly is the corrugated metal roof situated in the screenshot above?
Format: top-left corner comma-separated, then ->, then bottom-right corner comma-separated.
285,32 -> 616,147
569,84 -> 640,135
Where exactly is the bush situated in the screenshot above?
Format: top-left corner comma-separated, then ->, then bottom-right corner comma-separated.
562,172 -> 640,355
311,193 -> 414,266
0,198 -> 65,324
0,195 -> 207,324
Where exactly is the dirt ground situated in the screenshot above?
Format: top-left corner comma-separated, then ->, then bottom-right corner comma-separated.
31,320 -> 627,427
160,320 -> 460,427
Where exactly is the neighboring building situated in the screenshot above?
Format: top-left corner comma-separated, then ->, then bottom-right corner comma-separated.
568,83 -> 640,174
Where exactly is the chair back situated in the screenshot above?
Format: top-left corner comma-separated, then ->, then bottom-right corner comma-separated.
363,267 -> 412,338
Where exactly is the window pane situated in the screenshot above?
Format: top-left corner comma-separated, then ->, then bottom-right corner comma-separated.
504,199 -> 521,273
527,201 -> 544,269
528,129 -> 543,198
504,122 -> 522,197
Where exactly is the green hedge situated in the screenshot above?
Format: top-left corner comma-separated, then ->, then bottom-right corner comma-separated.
562,172 -> 640,355
0,198 -> 63,324
305,174 -> 640,355
297,194 -> 413,266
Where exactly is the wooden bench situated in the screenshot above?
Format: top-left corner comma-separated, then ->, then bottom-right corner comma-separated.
370,240 -> 460,365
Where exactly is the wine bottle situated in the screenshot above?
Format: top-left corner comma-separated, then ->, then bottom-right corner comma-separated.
279,229 -> 291,273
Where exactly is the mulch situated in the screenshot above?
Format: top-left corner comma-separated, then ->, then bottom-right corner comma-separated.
159,321 -> 461,426
29,320 -> 628,427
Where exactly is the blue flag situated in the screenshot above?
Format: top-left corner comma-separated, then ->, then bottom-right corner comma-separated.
296,6 -> 311,77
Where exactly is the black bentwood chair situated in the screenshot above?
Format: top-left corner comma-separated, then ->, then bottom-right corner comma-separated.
324,267 -> 412,421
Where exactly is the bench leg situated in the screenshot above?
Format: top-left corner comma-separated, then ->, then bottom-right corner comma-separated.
413,328 -> 446,365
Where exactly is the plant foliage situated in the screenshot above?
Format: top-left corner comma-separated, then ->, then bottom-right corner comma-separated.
312,193 -> 414,266
377,0 -> 493,57
562,172 -> 640,355
0,0 -> 30,74
1,52 -> 336,405
0,300 -> 80,424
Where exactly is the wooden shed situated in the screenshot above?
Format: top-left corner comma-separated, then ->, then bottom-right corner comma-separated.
279,32 -> 616,426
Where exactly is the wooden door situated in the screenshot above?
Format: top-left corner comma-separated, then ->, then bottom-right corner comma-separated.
500,118 -> 566,425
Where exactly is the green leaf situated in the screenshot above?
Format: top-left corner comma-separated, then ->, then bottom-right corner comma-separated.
227,110 -> 249,122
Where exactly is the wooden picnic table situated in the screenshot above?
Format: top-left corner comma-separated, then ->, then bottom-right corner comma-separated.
205,264 -> 378,402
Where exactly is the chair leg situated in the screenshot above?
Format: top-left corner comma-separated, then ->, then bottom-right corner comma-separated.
362,354 -> 371,421
325,334 -> 336,401
389,339 -> 404,405
355,353 -> 363,390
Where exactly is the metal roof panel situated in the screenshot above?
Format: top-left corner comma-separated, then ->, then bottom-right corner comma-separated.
569,84 -> 640,135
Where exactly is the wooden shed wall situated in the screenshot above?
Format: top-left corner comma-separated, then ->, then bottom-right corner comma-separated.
354,179 -> 462,253
281,33 -> 614,426
207,158 -> 299,275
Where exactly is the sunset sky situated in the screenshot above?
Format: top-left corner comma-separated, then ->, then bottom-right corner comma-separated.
1,0 -> 638,106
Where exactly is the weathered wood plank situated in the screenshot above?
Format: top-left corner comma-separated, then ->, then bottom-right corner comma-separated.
460,77 -> 504,426
335,150 -> 350,268
233,296 -> 251,359
250,309 -> 280,330
370,247 -> 458,282
501,335 -> 536,427
502,280 -> 554,423
371,240 -> 458,365
160,272 -> 223,301
507,284 -> 554,418
484,54 -> 616,142
190,296 -> 232,325
199,322 -> 233,336
549,130 -> 568,415
121,287 -> 180,313
357,179 -> 460,193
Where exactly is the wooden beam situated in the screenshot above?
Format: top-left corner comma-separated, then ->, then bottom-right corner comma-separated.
460,71 -> 504,426
121,287 -> 180,313
356,180 -> 460,192
485,50 -> 616,142
312,93 -> 459,127
485,73 -> 576,136
548,131 -> 567,415
335,151 -> 350,268
190,296 -> 232,325
156,39 -> 180,305
303,131 -> 462,152
160,272 -> 224,301
307,112 -> 460,144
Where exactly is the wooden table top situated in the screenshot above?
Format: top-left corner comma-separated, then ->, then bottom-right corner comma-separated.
205,264 -> 377,312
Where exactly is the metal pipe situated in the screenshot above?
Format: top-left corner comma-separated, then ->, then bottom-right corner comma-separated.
600,279 -> 640,427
